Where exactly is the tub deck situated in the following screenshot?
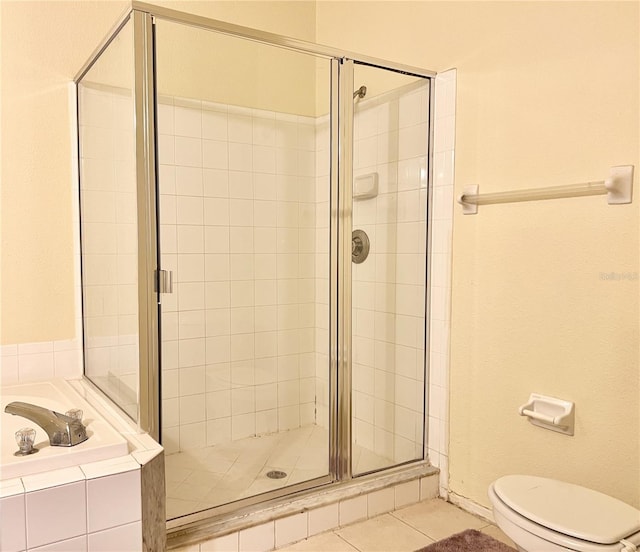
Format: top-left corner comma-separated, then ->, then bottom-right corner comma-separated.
1,379 -> 129,480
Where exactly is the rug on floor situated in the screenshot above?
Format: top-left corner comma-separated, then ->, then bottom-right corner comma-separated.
416,529 -> 516,552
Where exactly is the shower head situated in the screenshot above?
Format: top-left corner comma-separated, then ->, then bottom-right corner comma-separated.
353,85 -> 367,100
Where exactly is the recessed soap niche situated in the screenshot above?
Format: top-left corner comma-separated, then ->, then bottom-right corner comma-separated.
354,172 -> 379,200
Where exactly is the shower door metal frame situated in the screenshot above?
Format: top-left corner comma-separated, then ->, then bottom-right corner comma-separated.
329,58 -> 342,481
336,58 -> 355,481
74,9 -> 160,440
132,9 -> 160,443
76,0 -> 437,533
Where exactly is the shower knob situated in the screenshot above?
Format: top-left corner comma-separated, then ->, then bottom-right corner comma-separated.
352,229 -> 370,264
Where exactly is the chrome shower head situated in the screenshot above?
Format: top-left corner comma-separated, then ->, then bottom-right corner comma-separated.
353,85 -> 367,100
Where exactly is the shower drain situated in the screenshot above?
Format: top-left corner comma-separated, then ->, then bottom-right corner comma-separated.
266,470 -> 287,479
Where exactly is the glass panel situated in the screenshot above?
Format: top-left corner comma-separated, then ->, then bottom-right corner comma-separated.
78,19 -> 138,420
154,19 -> 332,518
351,63 -> 429,475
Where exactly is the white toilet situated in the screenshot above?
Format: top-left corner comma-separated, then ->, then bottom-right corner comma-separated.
488,475 -> 640,552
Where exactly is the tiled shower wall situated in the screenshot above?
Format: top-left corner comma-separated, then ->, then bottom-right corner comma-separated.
156,98 -> 325,453
313,116 -> 331,432
351,82 -> 429,464
315,82 -> 429,466
159,81 -> 432,458
427,69 -> 456,496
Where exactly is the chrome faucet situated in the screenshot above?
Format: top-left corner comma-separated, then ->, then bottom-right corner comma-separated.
4,402 -> 88,447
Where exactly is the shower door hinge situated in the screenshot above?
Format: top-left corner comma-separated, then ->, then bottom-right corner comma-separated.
155,269 -> 173,294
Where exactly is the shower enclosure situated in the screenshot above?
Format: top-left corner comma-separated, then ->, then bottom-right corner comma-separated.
76,2 -> 433,528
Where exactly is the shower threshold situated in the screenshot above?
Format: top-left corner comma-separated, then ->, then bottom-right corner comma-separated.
165,424 -> 394,519
166,454 -> 438,550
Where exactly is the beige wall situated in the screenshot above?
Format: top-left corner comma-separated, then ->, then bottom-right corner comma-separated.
1,1 -> 128,344
154,17 -> 319,116
0,0 -> 317,345
317,1 -> 639,509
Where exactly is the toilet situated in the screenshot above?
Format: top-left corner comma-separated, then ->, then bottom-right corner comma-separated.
488,475 -> 640,552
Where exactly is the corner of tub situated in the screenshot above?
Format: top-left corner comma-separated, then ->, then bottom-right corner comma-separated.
0,476 -> 25,498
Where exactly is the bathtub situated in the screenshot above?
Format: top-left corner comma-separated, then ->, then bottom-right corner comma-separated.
1,379 -> 129,480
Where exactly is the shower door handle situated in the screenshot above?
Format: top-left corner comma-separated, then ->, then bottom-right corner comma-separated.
155,269 -> 173,293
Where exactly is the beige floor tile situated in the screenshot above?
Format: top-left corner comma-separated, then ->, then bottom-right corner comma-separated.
295,453 -> 330,470
183,469 -> 223,488
206,447 -> 242,463
336,513 -> 434,552
272,498 -> 507,552
287,468 -> 328,485
277,532 -> 359,552
204,453 -> 237,474
214,474 -> 257,492
166,426 -> 330,513
267,451 -> 302,468
480,524 -> 517,548
391,498 -> 486,541
205,486 -> 247,506
306,429 -> 329,448
352,447 -> 393,475
226,460 -> 268,481
172,481 -> 214,502
165,465 -> 193,483
183,446 -> 217,462
242,473 -> 291,497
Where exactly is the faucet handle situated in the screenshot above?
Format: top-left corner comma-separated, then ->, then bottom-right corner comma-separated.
65,408 -> 83,422
15,427 -> 37,455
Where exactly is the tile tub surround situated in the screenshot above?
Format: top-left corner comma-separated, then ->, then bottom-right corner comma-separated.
1,462 -> 143,552
0,340 -> 83,386
0,379 -> 165,552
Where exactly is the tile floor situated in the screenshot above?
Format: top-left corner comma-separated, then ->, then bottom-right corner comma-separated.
277,499 -> 516,552
173,498 -> 516,551
166,425 -> 393,519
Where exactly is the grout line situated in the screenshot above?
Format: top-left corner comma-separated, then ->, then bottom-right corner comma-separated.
333,527 -> 366,552
387,509 -> 437,541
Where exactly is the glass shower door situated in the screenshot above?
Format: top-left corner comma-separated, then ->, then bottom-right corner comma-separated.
349,62 -> 430,475
154,19 -> 334,518
78,18 -> 140,421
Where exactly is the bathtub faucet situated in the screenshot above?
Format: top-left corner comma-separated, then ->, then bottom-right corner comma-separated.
4,402 -> 88,447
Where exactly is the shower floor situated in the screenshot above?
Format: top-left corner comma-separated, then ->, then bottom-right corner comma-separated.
165,424 -> 392,519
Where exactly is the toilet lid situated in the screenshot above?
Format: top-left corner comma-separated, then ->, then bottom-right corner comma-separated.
494,475 -> 640,545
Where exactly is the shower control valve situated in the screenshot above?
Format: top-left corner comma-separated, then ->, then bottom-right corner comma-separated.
352,229 -> 370,264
